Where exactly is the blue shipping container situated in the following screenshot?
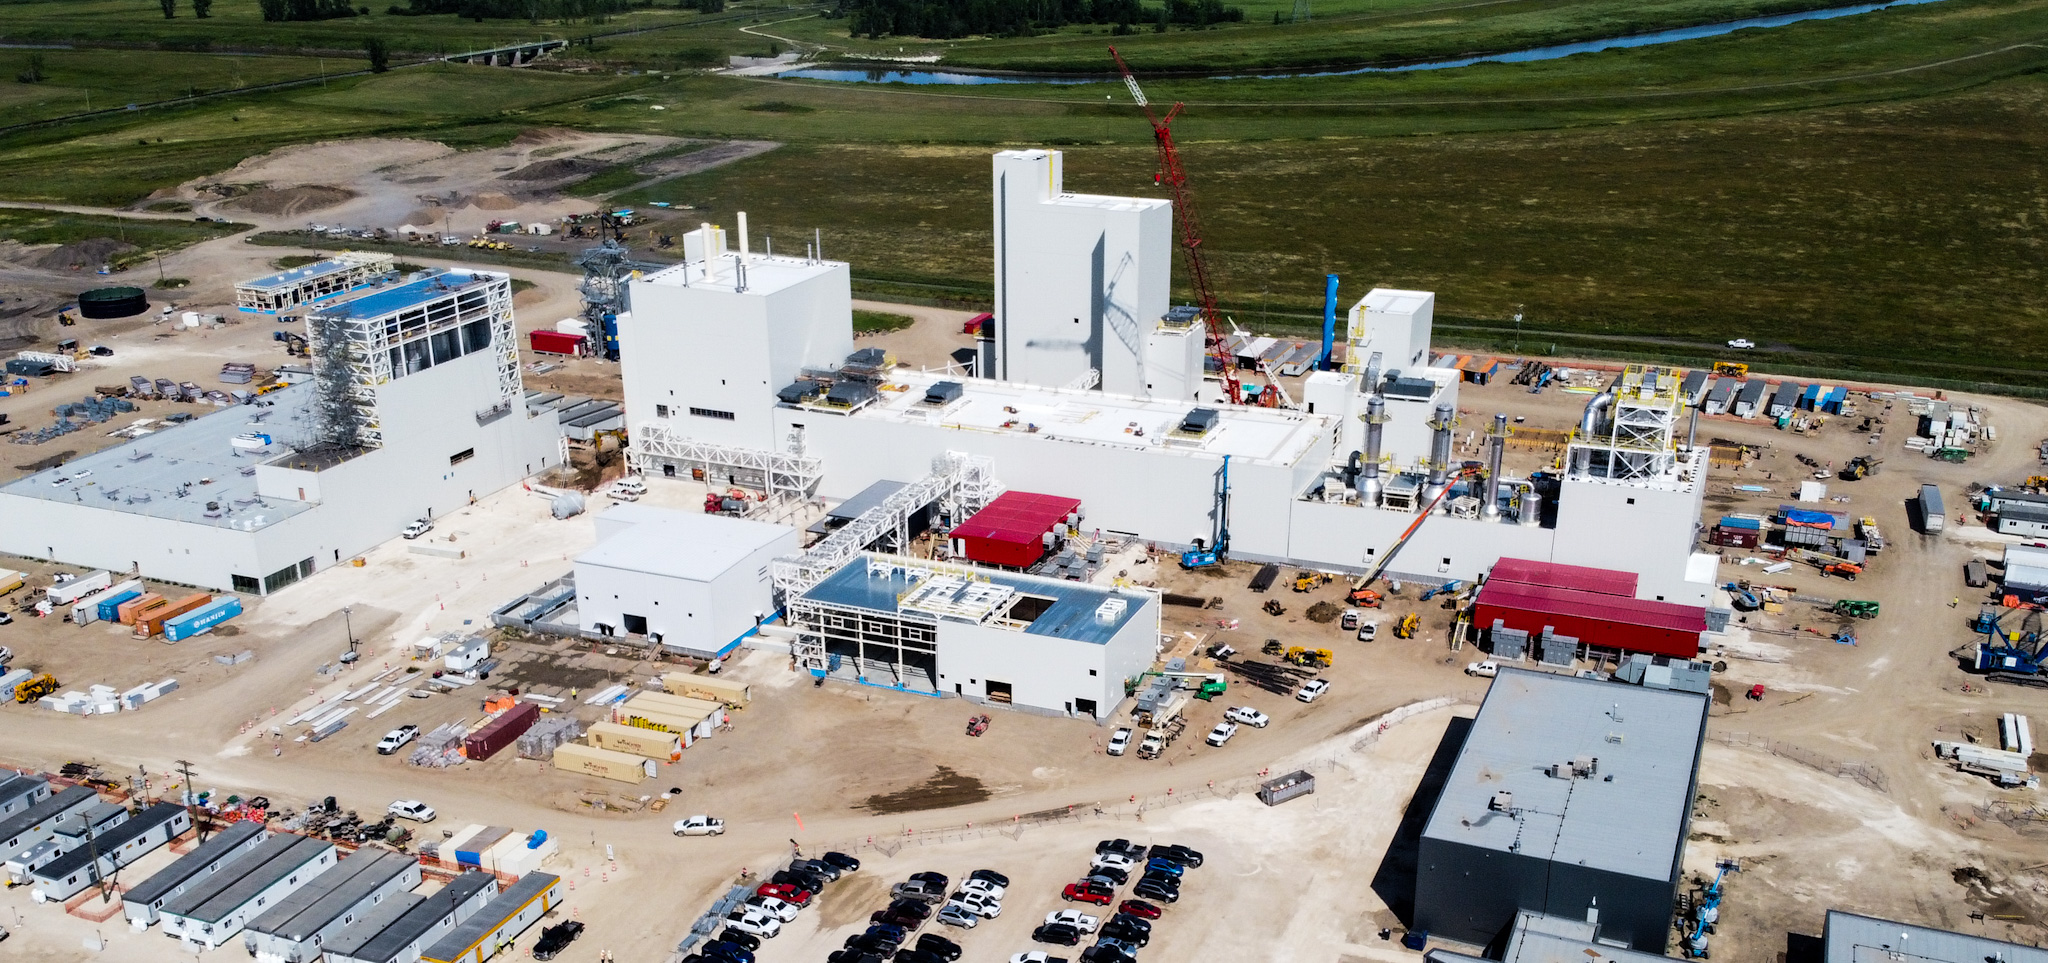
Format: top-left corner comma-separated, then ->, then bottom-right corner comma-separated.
95,590 -> 142,622
162,597 -> 241,642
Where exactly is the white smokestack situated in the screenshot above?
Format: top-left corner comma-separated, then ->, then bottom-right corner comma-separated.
738,211 -> 750,263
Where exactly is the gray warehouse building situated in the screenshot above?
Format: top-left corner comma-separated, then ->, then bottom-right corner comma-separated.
1823,909 -> 2048,963
1426,910 -> 1681,963
124,821 -> 269,925
1415,668 -> 1710,953
325,871 -> 499,963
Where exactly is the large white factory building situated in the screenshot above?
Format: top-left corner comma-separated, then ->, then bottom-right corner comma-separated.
617,148 -> 1713,615
0,269 -> 561,593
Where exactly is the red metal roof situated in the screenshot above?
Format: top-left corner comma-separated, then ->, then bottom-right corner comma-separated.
951,491 -> 1082,546
1475,581 -> 1706,633
1488,558 -> 1638,598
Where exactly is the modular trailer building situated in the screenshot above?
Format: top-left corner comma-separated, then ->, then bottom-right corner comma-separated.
161,834 -> 337,948
30,802 -> 190,900
0,785 -> 101,856
325,871 -> 499,963
123,821 -> 268,925
0,773 -> 51,818
419,872 -> 560,963
1415,667 -> 1710,953
244,848 -> 422,963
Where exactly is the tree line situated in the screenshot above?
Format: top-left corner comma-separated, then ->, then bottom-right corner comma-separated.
838,0 -> 1241,39
386,0 -> 639,18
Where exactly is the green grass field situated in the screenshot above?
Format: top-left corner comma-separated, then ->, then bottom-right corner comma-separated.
0,49 -> 340,124
0,207 -> 247,266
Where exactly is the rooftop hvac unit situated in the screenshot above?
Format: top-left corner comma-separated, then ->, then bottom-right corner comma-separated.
1095,598 -> 1128,623
1179,408 -> 1220,435
924,381 -> 963,406
1488,791 -> 1513,812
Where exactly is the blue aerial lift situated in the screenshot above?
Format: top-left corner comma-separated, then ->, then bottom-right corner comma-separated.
1971,607 -> 2048,687
1181,455 -> 1231,569
1682,859 -> 1740,959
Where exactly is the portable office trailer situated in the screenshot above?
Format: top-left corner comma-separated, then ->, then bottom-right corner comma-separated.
324,871 -> 497,963
0,568 -> 23,596
586,721 -> 682,761
123,821 -> 267,925
45,570 -> 112,606
419,872 -> 560,963
660,672 -> 750,705
1731,380 -> 1768,419
0,773 -> 51,817
5,839 -> 63,884
52,801 -> 132,849
0,785 -> 100,855
244,848 -> 421,963
1920,485 -> 1946,534
1767,381 -> 1802,419
552,743 -> 651,784
1700,380 -> 1733,415
31,802 -> 190,900
1679,370 -> 1708,406
161,834 -> 338,948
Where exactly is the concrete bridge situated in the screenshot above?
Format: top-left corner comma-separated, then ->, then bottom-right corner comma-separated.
445,39 -> 568,66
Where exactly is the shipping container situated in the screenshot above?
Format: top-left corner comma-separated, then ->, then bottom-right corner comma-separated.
456,827 -> 511,867
116,593 -> 164,625
551,743 -> 649,784
72,579 -> 142,626
462,702 -> 540,761
586,721 -> 682,762
623,690 -> 721,719
163,597 -> 243,642
661,673 -> 751,705
1921,484 -> 1946,534
609,706 -> 702,747
527,331 -> 585,356
1256,770 -> 1316,806
46,571 -> 112,606
95,589 -> 143,623
136,594 -> 211,639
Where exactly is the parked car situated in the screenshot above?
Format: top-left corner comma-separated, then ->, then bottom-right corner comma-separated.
1010,954 -> 1069,963
936,904 -> 980,929
1143,857 -> 1183,878
794,858 -> 843,881
376,725 -> 419,754
1145,844 -> 1204,867
1088,866 -> 1129,885
1095,936 -> 1143,956
1225,706 -> 1270,728
970,869 -> 1011,888
960,876 -> 1007,900
673,815 -> 726,836
755,883 -> 812,906
872,904 -> 926,929
1090,852 -> 1137,873
714,929 -> 760,951
865,922 -> 907,945
826,952 -> 884,963
744,895 -> 799,922
1033,923 -> 1084,946
1206,722 -> 1238,746
913,933 -> 963,961
896,950 -> 950,963
1358,622 -> 1378,641
893,878 -> 949,904
1297,679 -> 1331,703
1095,840 -> 1147,859
532,920 -> 584,960
1063,880 -> 1116,905
1045,910 -> 1100,933
821,851 -> 862,873
1727,338 -> 1756,349
1117,899 -> 1162,919
950,890 -> 1002,917
387,800 -> 436,822
1132,879 -> 1179,904
701,940 -> 755,963
401,518 -> 433,539
722,909 -> 781,938
772,868 -> 827,891
1079,945 -> 1134,963
1102,916 -> 1152,945
1465,661 -> 1498,678
1106,728 -> 1133,756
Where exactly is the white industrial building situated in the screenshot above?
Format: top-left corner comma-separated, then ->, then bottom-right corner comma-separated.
235,252 -> 395,314
785,554 -> 1159,717
572,505 -> 799,654
0,269 -> 561,593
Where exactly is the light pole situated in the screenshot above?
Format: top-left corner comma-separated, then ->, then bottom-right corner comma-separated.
1513,304 -> 1524,354
342,605 -> 358,658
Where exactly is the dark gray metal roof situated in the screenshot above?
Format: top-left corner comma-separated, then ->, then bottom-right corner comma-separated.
1771,381 -> 1803,406
319,892 -> 424,961
828,479 -> 908,522
123,821 -> 265,908
1421,667 -> 1709,883
0,773 -> 45,807
1680,371 -> 1706,394
1824,909 -> 2048,963
160,832 -> 303,918
0,785 -> 99,849
1427,911 -> 1680,963
339,872 -> 496,963
421,873 -> 557,963
166,835 -> 334,923
1735,380 -> 1767,404
248,848 -> 416,941
33,803 -> 184,883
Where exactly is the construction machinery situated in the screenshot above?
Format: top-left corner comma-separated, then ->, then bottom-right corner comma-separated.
2026,475 -> 2048,489
1292,571 -> 1321,593
1419,580 -> 1464,603
1840,455 -> 1883,480
1283,647 -> 1333,669
1712,361 -> 1749,379
1109,47 -> 1240,405
1819,562 -> 1863,581
272,330 -> 309,357
13,673 -> 55,704
1346,587 -> 1383,608
1135,670 -> 1227,701
1935,447 -> 1971,463
1681,859 -> 1740,959
1833,599 -> 1880,620
1972,608 -> 2048,687
1262,599 -> 1285,617
1393,612 -> 1419,639
1261,640 -> 1284,656
1181,455 -> 1231,569
966,714 -> 990,737
1348,466 -> 1485,596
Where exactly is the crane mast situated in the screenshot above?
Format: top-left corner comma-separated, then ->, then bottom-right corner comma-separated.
1109,46 -> 1242,405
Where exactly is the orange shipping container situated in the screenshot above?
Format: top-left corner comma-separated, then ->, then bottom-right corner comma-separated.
116,593 -> 164,625
135,594 -> 210,639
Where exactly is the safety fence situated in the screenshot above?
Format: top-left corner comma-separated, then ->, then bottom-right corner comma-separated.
1709,730 -> 1891,794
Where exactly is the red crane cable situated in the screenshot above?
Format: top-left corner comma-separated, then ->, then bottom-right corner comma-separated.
1109,46 -> 1241,405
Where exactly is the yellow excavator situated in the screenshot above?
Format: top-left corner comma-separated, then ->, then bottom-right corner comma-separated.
1284,647 -> 1333,669
1393,612 -> 1420,639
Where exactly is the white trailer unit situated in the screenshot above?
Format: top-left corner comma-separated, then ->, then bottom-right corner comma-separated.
323,871 -> 498,963
0,785 -> 100,856
418,873 -> 560,963
30,802 -> 190,900
161,834 -> 337,948
244,848 -> 421,963
45,570 -> 112,606
123,821 -> 268,925
0,772 -> 51,818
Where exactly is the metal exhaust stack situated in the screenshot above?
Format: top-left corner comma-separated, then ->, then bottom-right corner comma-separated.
1360,394 -> 1386,504
1484,413 -> 1507,518
737,211 -> 750,263
1687,406 -> 1700,449
1425,403 -> 1455,498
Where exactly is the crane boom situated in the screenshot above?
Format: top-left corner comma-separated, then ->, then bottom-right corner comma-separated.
1109,46 -> 1241,405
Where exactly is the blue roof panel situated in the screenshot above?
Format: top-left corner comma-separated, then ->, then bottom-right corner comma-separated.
799,555 -> 1146,645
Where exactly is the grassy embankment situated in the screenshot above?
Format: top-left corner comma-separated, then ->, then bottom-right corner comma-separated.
0,207 -> 248,268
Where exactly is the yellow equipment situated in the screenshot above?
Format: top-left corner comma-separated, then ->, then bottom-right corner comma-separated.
1393,612 -> 1420,639
2026,476 -> 2048,489
1284,647 -> 1333,668
1712,361 -> 1749,379
14,673 -> 56,704
1292,572 -> 1319,593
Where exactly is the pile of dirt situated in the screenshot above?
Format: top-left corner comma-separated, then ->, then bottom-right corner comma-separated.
469,192 -> 519,211
34,238 -> 137,271
502,158 -> 604,182
221,185 -> 355,216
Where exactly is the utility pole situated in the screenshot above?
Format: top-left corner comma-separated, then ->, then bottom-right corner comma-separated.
1514,303 -> 1524,354
175,759 -> 205,842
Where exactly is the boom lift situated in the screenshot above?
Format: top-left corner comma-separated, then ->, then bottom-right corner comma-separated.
1972,607 -> 2048,687
1110,46 -> 1241,405
1348,466 -> 1484,595
1681,860 -> 1740,959
1181,455 -> 1231,569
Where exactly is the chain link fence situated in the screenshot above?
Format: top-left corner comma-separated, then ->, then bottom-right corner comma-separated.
1709,730 -> 1891,794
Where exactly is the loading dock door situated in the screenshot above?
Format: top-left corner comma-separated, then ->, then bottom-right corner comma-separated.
985,681 -> 1012,704
622,614 -> 648,636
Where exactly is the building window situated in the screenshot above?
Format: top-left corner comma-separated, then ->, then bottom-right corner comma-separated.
1088,669 -> 1098,676
656,404 -> 670,418
232,575 -> 259,594
689,407 -> 736,421
1627,497 -> 1636,505
450,448 -> 475,466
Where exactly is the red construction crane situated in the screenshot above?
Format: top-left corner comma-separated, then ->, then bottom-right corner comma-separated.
1109,46 -> 1241,405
